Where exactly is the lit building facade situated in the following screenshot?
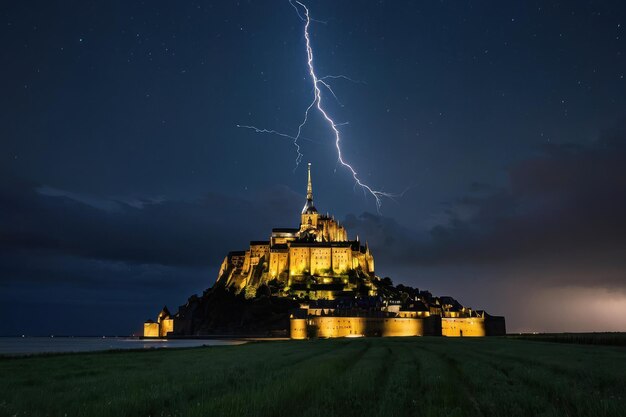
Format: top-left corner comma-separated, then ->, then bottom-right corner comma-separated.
215,163 -> 375,295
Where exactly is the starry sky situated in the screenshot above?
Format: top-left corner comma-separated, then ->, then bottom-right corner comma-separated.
2,0 -> 626,335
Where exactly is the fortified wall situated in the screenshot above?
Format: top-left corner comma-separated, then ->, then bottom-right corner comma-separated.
290,316 -> 443,339
289,301 -> 505,339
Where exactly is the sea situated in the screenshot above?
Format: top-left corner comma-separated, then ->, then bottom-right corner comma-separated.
0,337 -> 246,356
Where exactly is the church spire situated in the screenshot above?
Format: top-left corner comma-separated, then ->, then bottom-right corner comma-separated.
306,162 -> 313,201
301,162 -> 318,214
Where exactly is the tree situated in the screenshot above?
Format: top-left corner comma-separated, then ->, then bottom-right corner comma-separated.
244,286 -> 257,299
381,277 -> 393,287
400,292 -> 409,304
257,284 -> 271,298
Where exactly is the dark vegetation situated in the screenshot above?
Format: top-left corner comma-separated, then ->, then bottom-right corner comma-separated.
173,286 -> 299,335
173,276 -> 437,336
510,332 -> 626,346
1,337 -> 625,417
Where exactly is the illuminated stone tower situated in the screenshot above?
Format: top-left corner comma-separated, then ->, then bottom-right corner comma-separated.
300,163 -> 319,233
306,162 -> 313,202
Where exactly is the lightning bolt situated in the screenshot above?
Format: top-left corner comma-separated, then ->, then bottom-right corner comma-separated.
237,0 -> 400,212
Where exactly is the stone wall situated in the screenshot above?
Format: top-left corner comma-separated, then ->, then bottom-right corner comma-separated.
294,315 -> 442,338
290,319 -> 307,339
143,322 -> 159,337
441,316 -> 506,337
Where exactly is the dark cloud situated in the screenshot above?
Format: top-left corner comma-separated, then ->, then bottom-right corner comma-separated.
0,251 -> 213,336
345,128 -> 626,290
0,171 -> 304,334
342,129 -> 626,332
0,172 -> 302,274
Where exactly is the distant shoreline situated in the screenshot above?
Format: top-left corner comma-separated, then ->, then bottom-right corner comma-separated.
0,336 -> 251,357
0,335 -> 288,339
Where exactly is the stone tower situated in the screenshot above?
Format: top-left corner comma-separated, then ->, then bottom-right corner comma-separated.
300,163 -> 319,232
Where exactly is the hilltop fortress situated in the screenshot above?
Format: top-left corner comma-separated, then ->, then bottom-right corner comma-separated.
216,163 -> 376,300
144,164 -> 505,339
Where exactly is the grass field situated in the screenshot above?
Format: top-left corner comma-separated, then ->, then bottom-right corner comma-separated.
1,337 -> 625,417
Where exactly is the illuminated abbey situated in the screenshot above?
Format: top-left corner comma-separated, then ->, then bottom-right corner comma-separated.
144,164 -> 505,339
215,163 -> 376,300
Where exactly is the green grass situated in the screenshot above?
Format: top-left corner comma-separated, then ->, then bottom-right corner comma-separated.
1,337 -> 625,417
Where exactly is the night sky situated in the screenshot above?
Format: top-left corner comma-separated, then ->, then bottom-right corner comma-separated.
2,1 -> 626,335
